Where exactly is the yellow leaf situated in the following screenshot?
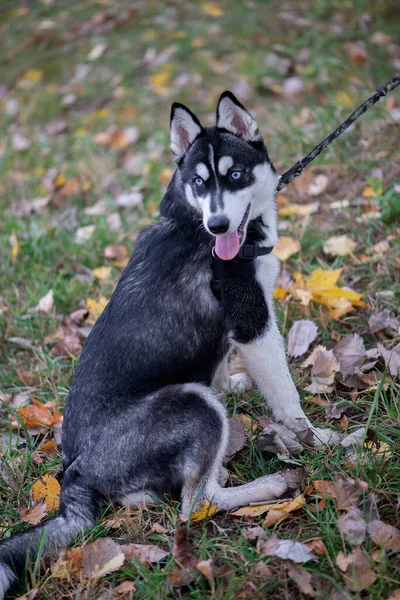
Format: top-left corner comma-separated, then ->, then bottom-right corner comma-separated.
95,108 -> 110,118
75,128 -> 87,137
231,494 -> 305,518
274,287 -> 288,301
54,174 -> 66,188
190,500 -> 217,522
201,2 -> 224,17
292,289 -> 313,306
323,235 -> 357,257
169,31 -> 187,39
278,201 -> 319,218
313,287 -> 364,305
32,474 -> 61,510
151,72 -> 170,87
273,237 -> 300,261
86,297 -> 108,324
20,69 -> 43,84
306,268 -> 342,294
10,230 -> 19,263
362,186 -> 376,199
92,266 -> 111,280
335,91 -> 353,109
328,299 -> 355,320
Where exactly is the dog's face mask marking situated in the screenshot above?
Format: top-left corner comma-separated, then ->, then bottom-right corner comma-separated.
170,92 -> 278,260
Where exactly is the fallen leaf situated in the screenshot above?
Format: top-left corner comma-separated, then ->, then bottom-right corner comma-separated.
367,520 -> 400,551
368,310 -> 399,334
333,333 -> 366,376
286,562 -> 319,597
19,399 -> 62,428
171,526 -> 198,586
75,225 -> 96,243
10,231 -> 19,263
387,590 -> 400,600
114,581 -> 136,595
51,547 -> 83,579
201,2 -> 224,17
104,244 -> 130,267
39,440 -> 59,456
312,480 -> 335,499
261,538 -> 316,563
323,235 -> 357,257
308,174 -> 328,196
92,266 -> 112,280
378,343 -> 400,377
263,509 -> 290,527
122,543 -> 168,566
304,538 -> 327,556
331,478 -> 368,511
336,548 -> 377,591
287,320 -> 318,358
231,494 -> 305,518
338,507 -> 367,546
196,559 -> 215,595
302,346 -> 339,393
273,237 -> 300,261
224,418 -> 247,461
116,189 -> 143,209
278,202 -> 319,218
150,522 -> 168,534
36,289 -> 54,314
189,500 -> 217,522
82,538 -> 125,579
306,268 -> 342,294
32,474 -> 61,510
19,502 -> 48,525
256,419 -> 304,457
86,297 -> 108,325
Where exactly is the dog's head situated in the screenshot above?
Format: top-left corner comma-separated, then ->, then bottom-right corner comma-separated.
170,91 -> 278,260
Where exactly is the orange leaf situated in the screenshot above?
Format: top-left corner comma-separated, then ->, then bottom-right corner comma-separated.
19,399 -> 62,428
32,474 -> 61,510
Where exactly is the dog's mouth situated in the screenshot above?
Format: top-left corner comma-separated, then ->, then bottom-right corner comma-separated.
214,204 -> 251,261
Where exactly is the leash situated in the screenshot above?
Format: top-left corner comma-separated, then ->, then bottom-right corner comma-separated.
277,72 -> 400,191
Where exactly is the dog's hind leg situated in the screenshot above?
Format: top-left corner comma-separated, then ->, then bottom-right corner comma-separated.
180,384 -> 304,516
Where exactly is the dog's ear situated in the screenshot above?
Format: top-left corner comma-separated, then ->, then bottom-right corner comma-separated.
216,91 -> 262,143
170,103 -> 203,162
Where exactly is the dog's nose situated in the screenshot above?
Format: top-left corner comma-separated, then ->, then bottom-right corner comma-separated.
207,215 -> 230,234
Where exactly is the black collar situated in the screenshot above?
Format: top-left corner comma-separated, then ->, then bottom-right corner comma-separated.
211,243 -> 274,301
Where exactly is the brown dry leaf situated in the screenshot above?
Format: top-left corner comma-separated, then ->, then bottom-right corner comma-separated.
323,235 -> 357,257
255,419 -> 304,457
36,289 -> 54,313
171,526 -> 198,586
346,42 -> 368,65
378,343 -> 400,377
39,440 -> 59,456
122,543 -> 168,566
104,244 -> 130,267
368,310 -> 399,334
263,509 -> 290,527
95,126 -> 139,151
331,478 -> 368,511
51,547 -> 83,579
338,507 -> 367,546
304,538 -> 327,556
312,480 -> 335,498
59,177 -> 81,197
333,333 -> 366,376
272,237 -> 300,261
19,399 -> 62,428
367,520 -> 400,551
336,548 -> 377,591
114,581 -> 136,595
201,3 -> 224,17
32,474 -> 61,510
51,335 -> 82,357
286,562 -> 319,597
231,494 -> 305,519
16,368 -> 41,387
287,320 -> 318,358
150,522 -> 168,534
388,590 -> 400,600
261,537 -> 316,563
302,346 -> 339,393
196,559 -> 215,595
224,418 -> 247,461
19,502 -> 48,525
82,538 -> 125,579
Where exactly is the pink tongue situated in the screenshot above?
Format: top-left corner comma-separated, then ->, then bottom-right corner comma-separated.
215,230 -> 240,260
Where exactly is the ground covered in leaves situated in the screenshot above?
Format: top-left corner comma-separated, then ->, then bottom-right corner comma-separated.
1,0 -> 400,598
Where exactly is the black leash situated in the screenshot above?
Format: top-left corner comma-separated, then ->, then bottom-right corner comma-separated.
277,72 -> 400,191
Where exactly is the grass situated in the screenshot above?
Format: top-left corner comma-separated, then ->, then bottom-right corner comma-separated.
1,0 -> 400,598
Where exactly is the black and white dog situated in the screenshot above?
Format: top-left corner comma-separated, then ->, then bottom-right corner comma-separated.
0,92 -> 337,596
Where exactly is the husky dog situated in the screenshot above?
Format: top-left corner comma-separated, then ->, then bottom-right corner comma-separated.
0,92 -> 337,597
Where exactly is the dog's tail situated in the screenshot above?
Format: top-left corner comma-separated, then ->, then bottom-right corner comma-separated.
0,477 -> 100,599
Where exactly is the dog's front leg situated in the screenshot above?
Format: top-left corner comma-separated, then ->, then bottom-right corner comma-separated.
235,318 -> 340,446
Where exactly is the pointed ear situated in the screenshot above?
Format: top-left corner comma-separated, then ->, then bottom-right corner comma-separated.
170,103 -> 203,162
216,91 -> 262,142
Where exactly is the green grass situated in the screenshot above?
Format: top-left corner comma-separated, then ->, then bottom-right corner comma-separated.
1,0 -> 400,598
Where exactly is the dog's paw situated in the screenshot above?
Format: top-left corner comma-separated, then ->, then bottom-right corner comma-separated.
310,427 -> 343,447
229,372 -> 253,392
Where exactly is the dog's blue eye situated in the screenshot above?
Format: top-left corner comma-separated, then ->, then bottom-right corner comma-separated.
194,177 -> 204,186
231,171 -> 242,180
